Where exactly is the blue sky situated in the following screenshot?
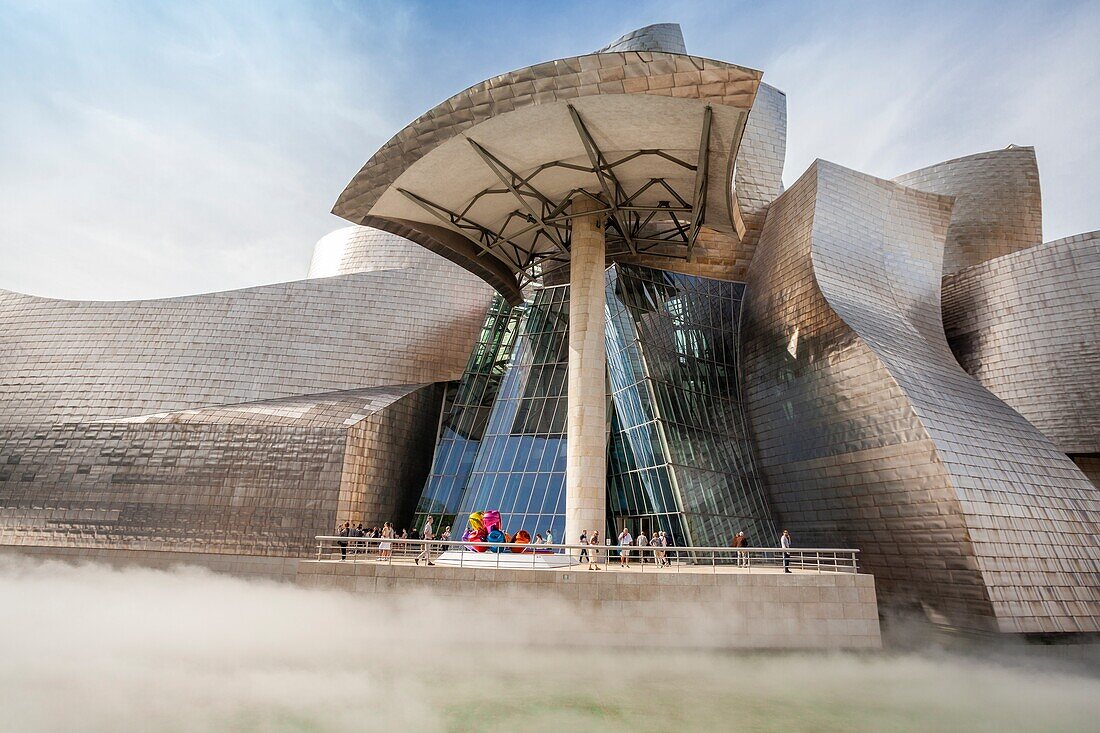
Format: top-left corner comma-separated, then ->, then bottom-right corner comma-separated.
1,0 -> 1097,299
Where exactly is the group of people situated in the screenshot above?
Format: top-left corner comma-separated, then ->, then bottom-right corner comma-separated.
731,528 -> 794,572
336,518 -> 795,573
614,527 -> 674,568
334,519 -> 453,562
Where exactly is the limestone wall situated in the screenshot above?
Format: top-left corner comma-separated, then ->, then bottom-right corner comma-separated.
1,544 -> 880,650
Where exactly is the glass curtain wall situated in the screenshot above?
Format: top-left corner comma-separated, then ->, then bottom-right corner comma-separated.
411,294 -> 520,533
453,285 -> 570,542
414,265 -> 777,549
606,264 -> 776,548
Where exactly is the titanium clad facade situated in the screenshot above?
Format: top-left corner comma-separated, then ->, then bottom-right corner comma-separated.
734,83 -> 787,256
894,146 -> 1043,276
2,21 -> 1097,636
0,385 -> 442,556
332,49 -> 763,304
595,23 -> 687,54
0,266 -> 492,427
1073,455 -> 1100,491
307,224 -> 498,286
942,231 -> 1100,456
0,228 -> 495,554
743,160 -> 1100,633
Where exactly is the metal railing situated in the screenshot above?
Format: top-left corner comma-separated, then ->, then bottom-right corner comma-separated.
313,536 -> 860,573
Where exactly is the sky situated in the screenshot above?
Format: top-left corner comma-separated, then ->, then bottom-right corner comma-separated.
1,0 -> 1097,300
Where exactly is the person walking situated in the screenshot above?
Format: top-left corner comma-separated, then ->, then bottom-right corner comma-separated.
636,530 -> 649,564
780,529 -> 792,573
733,531 -> 748,568
416,515 -> 435,566
588,530 -> 601,570
337,521 -> 350,561
618,526 -> 633,568
578,529 -> 589,564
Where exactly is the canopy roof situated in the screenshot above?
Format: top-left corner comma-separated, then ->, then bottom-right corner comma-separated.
333,51 -> 761,304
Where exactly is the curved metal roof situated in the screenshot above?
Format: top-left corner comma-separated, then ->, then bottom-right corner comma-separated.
333,51 -> 761,303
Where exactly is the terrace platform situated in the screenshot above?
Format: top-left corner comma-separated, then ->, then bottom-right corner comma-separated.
297,555 -> 881,650
1,543 -> 881,650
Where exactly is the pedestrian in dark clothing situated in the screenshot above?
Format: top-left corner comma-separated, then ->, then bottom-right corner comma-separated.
733,531 -> 749,567
337,521 -> 350,561
350,522 -> 364,555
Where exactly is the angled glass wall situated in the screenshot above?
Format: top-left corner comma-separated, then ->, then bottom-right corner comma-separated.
453,285 -> 570,541
414,265 -> 776,548
606,264 -> 777,548
412,294 -> 520,532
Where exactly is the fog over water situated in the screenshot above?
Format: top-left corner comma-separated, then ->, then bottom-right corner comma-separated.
1,557 -> 1097,733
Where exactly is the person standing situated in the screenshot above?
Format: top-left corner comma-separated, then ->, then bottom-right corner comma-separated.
545,528 -> 554,548
781,529 -> 792,573
337,521 -> 350,561
618,526 -> 633,568
636,530 -> 649,564
416,516 -> 435,566
350,522 -> 365,556
578,529 -> 589,564
733,531 -> 747,568
588,530 -> 601,570
378,522 -> 394,561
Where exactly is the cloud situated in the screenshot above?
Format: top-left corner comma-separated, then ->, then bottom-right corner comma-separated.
0,0 -> 411,300
685,0 -> 1100,243
0,1 -> 1097,300
1,555 -> 1099,732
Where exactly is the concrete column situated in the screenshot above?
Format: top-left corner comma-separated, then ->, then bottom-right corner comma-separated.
566,196 -> 607,551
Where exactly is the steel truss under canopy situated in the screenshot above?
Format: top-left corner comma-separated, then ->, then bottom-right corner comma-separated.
395,105 -> 714,287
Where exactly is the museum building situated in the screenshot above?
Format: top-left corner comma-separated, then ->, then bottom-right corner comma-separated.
2,24 -> 1098,635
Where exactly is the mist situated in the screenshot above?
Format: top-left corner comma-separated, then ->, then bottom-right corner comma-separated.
1,556 -> 1097,732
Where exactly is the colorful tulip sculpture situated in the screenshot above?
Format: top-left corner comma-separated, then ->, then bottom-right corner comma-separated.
461,511 -> 488,551
510,529 -> 531,553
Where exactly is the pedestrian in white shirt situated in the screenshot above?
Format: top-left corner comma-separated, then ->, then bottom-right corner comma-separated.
618,527 -> 633,567
588,530 -> 601,570
781,529 -> 792,573
416,516 -> 435,566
